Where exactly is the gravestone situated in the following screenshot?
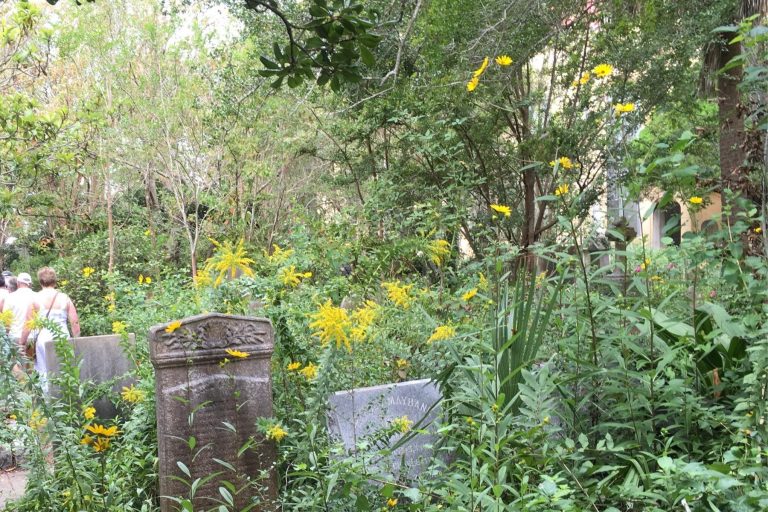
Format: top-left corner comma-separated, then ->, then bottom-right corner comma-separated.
326,379 -> 444,479
149,313 -> 277,512
41,334 -> 136,418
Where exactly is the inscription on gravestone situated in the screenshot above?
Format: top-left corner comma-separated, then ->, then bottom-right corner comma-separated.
326,379 -> 445,479
41,334 -> 136,418
149,313 -> 277,512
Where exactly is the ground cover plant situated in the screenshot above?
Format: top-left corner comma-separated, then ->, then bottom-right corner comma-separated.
0,0 -> 766,511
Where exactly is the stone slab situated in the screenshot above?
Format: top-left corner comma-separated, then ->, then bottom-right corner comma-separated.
150,313 -> 277,512
326,379 -> 444,479
40,334 -> 136,419
0,468 -> 27,508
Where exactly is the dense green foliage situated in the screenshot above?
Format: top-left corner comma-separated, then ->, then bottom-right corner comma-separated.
0,0 -> 767,511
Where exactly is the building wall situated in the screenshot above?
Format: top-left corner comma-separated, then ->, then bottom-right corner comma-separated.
631,190 -> 722,249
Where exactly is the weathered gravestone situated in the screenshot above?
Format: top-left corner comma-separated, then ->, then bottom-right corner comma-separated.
40,334 -> 136,418
326,379 -> 445,479
149,313 -> 277,512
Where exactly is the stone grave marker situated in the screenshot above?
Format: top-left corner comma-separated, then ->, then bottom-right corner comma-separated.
326,379 -> 445,479
41,333 -> 136,418
149,313 -> 277,512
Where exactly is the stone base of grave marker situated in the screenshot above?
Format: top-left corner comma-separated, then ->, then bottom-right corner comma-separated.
40,334 -> 136,419
326,379 -> 446,480
150,313 -> 278,512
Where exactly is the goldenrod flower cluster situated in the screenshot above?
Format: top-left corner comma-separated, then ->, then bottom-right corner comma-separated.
461,288 -> 478,302
104,292 -> 116,313
204,238 -> 255,287
0,310 -> 13,329
428,325 -> 456,343
279,265 -> 312,287
266,423 -> 287,442
265,244 -> 293,264
83,406 -> 96,420
310,300 -> 351,351
426,239 -> 451,267
28,410 -> 47,430
382,281 -> 413,309
299,362 -> 318,380
121,385 -> 145,403
350,300 -> 378,342
112,321 -> 127,335
391,415 -> 413,434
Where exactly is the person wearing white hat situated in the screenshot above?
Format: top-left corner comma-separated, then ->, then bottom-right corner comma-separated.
1,272 -> 37,350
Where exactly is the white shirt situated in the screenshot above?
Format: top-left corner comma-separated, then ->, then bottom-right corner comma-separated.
3,287 -> 37,338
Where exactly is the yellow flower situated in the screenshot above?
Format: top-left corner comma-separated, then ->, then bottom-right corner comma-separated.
427,239 -> 451,266
80,434 -> 93,446
478,273 -> 488,291
145,276 -> 152,284
28,410 -> 47,430
689,196 -> 703,205
472,56 -> 489,78
165,320 -> 182,333
60,280 -> 68,287
287,362 -> 302,371
640,258 -> 651,271
310,299 -> 352,350
549,156 -> 574,170
387,498 -> 398,507
83,406 -> 96,420
614,102 -> 636,115
555,184 -> 570,196
204,238 -> 256,287
535,271 -> 547,287
490,204 -> 511,217
300,362 -> 318,380
462,288 -> 478,302
592,63 -> 614,78
104,292 -> 115,303
193,272 -> 213,288
465,416 -> 476,426
225,348 -> 250,359
266,424 -> 287,442
279,265 -> 312,287
82,267 -> 95,278
428,325 -> 456,343
466,76 -> 479,92
382,281 -> 414,309
0,310 -> 13,329
495,55 -> 512,66
755,227 -> 762,234
395,358 -> 408,369
579,71 -> 591,85
144,229 -> 151,236
121,385 -> 145,403
112,321 -> 127,335
350,300 -> 378,342
92,437 -> 111,452
85,424 -> 119,437
265,244 -> 293,264
391,415 -> 413,433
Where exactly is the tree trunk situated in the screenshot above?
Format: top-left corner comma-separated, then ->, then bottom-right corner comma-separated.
718,33 -> 745,199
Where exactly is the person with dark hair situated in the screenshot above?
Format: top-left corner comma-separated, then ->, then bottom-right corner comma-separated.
0,273 -> 7,305
20,267 -> 80,390
6,276 -> 17,293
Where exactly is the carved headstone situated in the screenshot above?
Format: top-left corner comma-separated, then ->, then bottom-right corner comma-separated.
149,313 -> 277,512
41,334 -> 136,418
326,379 -> 444,479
